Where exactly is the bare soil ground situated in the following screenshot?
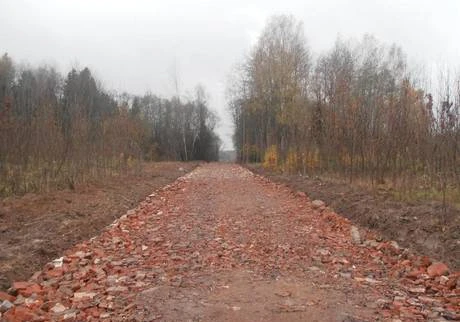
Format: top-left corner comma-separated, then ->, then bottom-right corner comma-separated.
2,163 -> 458,321
0,162 -> 197,291
247,165 -> 460,271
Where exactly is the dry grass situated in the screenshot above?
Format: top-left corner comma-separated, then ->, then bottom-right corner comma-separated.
257,163 -> 460,209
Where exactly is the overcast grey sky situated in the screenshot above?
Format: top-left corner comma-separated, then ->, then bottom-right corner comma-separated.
1,0 -> 459,149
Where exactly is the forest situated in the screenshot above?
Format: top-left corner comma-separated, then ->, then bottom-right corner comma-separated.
228,15 -> 460,205
0,54 -> 220,195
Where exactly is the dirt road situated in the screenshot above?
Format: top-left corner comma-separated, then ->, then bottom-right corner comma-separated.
2,164 -> 459,321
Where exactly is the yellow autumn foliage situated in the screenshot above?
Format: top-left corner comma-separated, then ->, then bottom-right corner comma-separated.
284,149 -> 299,173
263,145 -> 279,170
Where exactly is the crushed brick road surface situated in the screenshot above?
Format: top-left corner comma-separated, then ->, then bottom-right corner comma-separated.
1,164 -> 459,321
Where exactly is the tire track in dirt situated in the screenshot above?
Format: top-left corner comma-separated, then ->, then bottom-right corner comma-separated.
1,164 -> 459,321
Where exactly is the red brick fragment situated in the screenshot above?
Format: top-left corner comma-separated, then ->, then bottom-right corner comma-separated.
3,306 -> 39,322
427,262 -> 449,278
46,268 -> 64,278
406,268 -> 424,280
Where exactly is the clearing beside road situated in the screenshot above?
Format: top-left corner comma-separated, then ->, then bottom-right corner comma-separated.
0,162 -> 197,291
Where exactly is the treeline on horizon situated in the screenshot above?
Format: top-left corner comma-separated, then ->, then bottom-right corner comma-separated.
0,54 -> 220,195
228,15 -> 459,204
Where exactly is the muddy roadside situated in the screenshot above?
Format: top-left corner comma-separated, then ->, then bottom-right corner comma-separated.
0,162 -> 198,290
247,164 -> 460,271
